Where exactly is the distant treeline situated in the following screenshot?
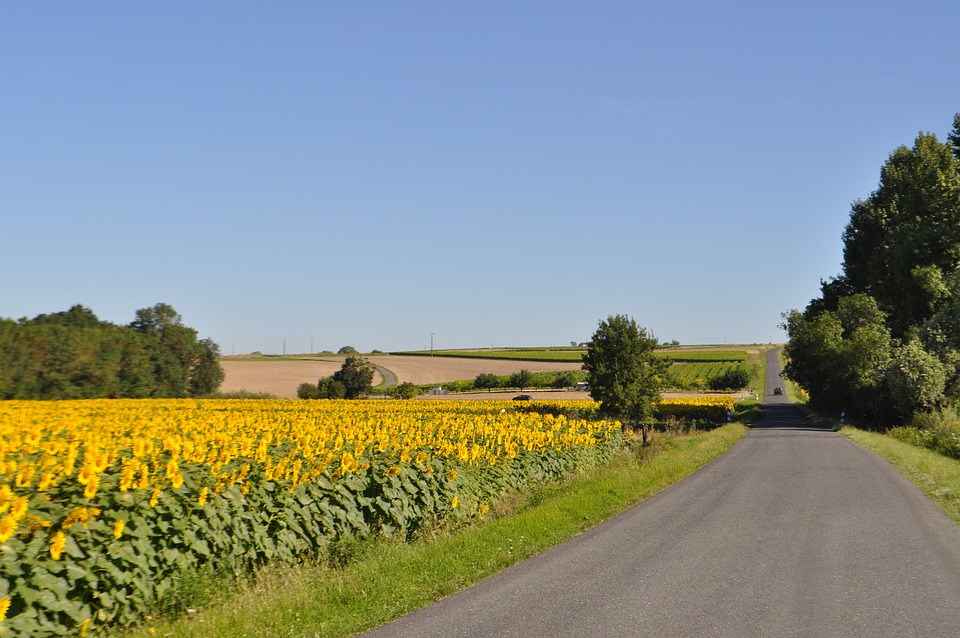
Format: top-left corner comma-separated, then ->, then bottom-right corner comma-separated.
0,303 -> 224,400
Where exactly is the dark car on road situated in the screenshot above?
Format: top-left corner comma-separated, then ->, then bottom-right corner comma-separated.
513,394 -> 534,401
773,387 -> 783,395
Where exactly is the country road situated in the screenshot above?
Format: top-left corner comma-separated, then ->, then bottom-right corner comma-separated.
361,350 -> 960,637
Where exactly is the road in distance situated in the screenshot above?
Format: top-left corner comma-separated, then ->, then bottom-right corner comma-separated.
362,349 -> 960,637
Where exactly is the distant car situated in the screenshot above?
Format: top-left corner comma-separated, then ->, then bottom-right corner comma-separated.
513,394 -> 534,401
773,387 -> 783,396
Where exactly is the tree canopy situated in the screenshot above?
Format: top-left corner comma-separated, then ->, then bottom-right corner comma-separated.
783,113 -> 960,425
0,303 -> 224,399
582,314 -> 666,441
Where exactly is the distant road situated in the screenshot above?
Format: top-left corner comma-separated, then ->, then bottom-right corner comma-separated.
363,349 -> 960,637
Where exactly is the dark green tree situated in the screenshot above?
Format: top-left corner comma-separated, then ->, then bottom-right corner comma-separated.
190,338 -> 225,395
474,372 -> 500,390
784,113 -> 960,424
333,356 -> 375,399
318,377 -> 347,399
581,314 -> 667,442
509,369 -> 533,390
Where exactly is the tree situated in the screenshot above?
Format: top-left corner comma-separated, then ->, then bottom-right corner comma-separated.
338,345 -> 359,355
581,314 -> 667,443
553,370 -> 579,389
886,337 -> 947,418
297,382 -> 321,399
509,369 -> 533,390
318,377 -> 346,399
332,356 -> 375,399
395,381 -> 419,399
950,112 -> 960,160
474,372 -> 500,390
784,113 -> 960,426
190,338 -> 225,395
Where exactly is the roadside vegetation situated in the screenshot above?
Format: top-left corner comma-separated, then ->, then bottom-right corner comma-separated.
778,111 -> 960,529
782,112 -> 960,429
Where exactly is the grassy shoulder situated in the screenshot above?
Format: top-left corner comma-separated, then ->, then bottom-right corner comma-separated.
840,427 -> 960,526
122,424 -> 747,638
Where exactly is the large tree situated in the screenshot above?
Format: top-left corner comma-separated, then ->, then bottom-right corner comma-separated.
333,356 -> 376,399
784,113 -> 960,424
582,314 -> 667,442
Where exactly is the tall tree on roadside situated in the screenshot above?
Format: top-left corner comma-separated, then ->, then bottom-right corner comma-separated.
783,113 -> 960,424
582,314 -> 667,443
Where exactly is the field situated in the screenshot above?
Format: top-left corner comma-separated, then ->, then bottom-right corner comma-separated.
220,347 -> 764,398
0,398 -> 623,635
220,355 -> 585,398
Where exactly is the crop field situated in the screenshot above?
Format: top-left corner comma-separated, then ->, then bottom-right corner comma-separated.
220,355 -> 584,398
0,398 -> 624,635
666,362 -> 748,388
219,347 -> 763,398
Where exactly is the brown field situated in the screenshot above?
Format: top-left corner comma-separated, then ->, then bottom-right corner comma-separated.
219,355 -> 584,398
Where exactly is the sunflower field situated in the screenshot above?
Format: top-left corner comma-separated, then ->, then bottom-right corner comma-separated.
655,396 -> 736,423
0,399 -> 622,636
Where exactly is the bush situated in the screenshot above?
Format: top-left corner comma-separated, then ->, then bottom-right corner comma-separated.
297,382 -> 321,399
396,382 -> 419,399
318,377 -> 347,399
707,365 -> 752,391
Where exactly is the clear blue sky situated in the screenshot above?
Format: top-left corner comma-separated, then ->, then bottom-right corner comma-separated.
3,2 -> 959,354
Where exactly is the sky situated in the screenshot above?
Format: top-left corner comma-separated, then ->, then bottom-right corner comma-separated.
3,2 -> 960,354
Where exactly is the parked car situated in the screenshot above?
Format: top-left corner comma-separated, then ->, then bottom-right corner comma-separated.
513,394 -> 534,401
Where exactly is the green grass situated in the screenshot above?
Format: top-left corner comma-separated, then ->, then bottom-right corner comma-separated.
119,424 -> 747,638
840,427 -> 960,526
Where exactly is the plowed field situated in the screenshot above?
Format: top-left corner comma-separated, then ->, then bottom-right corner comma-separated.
219,355 -> 584,398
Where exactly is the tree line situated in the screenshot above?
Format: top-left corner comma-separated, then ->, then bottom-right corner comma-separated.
783,113 -> 960,426
0,303 -> 224,399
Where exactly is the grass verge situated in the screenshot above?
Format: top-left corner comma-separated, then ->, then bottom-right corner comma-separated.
840,427 -> 960,526
120,424 -> 746,638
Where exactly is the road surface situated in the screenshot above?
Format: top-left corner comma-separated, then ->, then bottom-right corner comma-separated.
362,349 -> 960,637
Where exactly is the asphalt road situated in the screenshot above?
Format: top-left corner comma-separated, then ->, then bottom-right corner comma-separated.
361,349 -> 960,637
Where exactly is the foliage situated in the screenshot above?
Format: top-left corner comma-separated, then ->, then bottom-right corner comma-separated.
552,370 -> 579,389
0,304 -> 224,400
337,346 -> 359,355
654,397 -> 735,423
665,362 -> 753,391
297,382 -> 321,399
582,315 -> 667,435
509,369 -> 533,390
0,399 -> 622,636
783,114 -> 960,425
473,373 -> 500,390
333,357 -> 376,399
317,377 -> 347,399
395,382 -> 419,400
